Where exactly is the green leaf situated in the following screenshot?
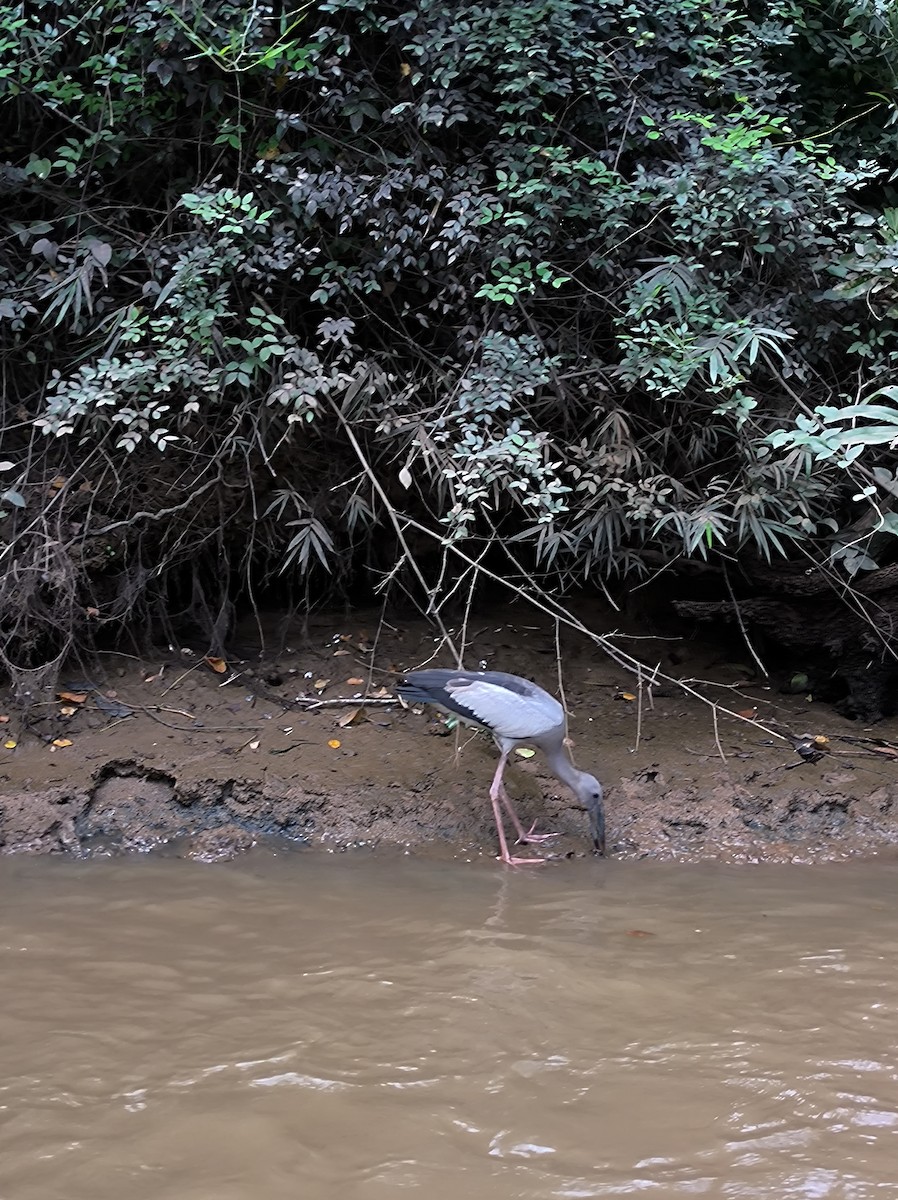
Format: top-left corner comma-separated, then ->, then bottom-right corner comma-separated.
25,157 -> 52,179
818,404 -> 898,426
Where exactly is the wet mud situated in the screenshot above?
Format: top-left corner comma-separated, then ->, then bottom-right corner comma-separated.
1,603 -> 897,864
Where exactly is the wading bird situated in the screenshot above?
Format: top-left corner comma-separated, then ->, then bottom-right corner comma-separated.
397,669 -> 605,866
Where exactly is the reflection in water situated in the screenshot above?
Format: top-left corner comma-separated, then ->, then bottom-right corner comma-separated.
1,853 -> 897,1199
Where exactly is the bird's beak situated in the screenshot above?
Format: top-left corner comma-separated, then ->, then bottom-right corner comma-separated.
590,802 -> 606,857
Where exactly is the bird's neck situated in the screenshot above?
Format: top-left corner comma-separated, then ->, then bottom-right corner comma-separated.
545,743 -> 583,791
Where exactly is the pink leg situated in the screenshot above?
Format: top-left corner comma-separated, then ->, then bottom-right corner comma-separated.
498,784 -> 560,845
489,752 -> 545,867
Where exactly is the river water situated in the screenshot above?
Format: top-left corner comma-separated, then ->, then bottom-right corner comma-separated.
1,852 -> 896,1199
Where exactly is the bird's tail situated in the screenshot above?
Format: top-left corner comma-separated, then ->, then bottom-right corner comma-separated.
395,681 -> 435,706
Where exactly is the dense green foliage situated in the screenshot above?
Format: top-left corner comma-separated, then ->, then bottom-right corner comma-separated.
2,0 -> 898,668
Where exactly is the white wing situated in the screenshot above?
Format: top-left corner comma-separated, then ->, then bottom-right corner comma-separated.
446,678 -> 562,740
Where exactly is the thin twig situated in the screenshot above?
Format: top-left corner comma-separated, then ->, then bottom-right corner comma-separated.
160,662 -> 203,698
711,704 -> 727,763
553,615 -> 576,759
366,599 -> 390,693
724,565 -> 769,678
634,661 -> 643,753
100,715 -> 133,733
554,616 -> 568,715
458,563 -> 480,670
140,708 -> 266,732
325,388 -> 460,662
646,661 -> 660,711
87,474 -> 222,537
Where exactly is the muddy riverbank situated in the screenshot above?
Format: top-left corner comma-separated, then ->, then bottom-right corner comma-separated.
2,602 -> 897,864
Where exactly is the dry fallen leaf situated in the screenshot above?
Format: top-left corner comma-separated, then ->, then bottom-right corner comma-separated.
736,708 -> 758,719
338,706 -> 364,727
205,656 -> 228,674
57,691 -> 87,704
620,692 -> 636,702
328,738 -> 341,748
52,738 -> 73,748
370,686 -> 390,698
0,714 -> 8,724
813,735 -> 830,745
85,606 -> 99,618
333,649 -> 350,656
247,739 -> 260,751
314,678 -> 329,691
49,475 -> 67,490
59,705 -> 77,717
347,677 -> 365,685
515,747 -> 536,758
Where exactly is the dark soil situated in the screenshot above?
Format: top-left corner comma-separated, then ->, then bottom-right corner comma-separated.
674,559 -> 898,723
2,601 -> 898,865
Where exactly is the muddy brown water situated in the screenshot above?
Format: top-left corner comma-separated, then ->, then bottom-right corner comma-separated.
2,853 -> 897,1199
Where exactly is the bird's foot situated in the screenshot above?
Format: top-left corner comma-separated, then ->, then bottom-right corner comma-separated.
497,851 -> 547,867
516,822 -> 561,845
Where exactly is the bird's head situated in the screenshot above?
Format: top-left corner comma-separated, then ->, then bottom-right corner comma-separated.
576,773 -> 605,856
